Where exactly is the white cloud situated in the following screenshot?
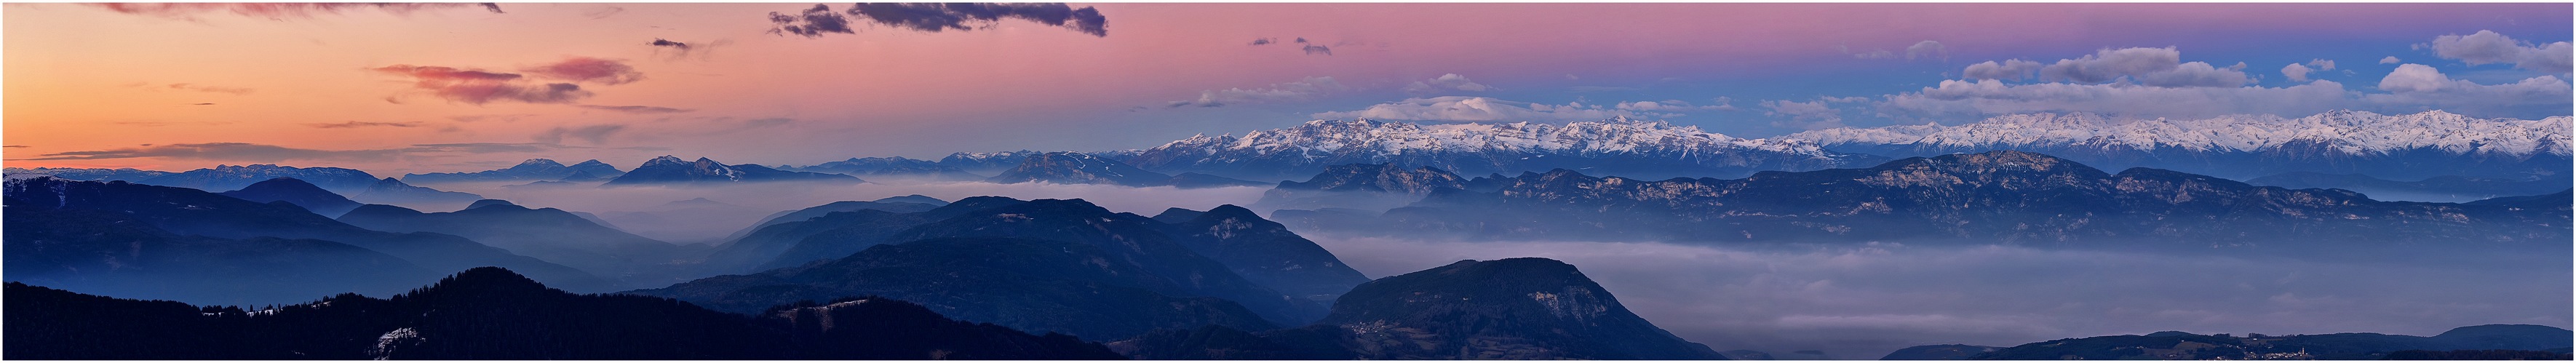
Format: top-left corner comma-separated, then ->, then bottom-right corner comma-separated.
2366,64 -> 2573,113
2429,30 -> 2573,73
2034,47 -> 2249,87
1904,41 -> 1947,60
1962,59 -> 2043,81
2376,64 -> 2452,93
1167,76 -> 1349,108
2380,56 -> 2401,64
1878,79 -> 2355,120
1876,63 -> 2570,120
1615,99 -> 1738,112
2282,63 -> 2317,83
1312,96 -> 1654,122
1400,73 -> 1493,95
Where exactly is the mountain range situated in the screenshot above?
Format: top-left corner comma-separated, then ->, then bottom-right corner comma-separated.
987,151 -> 1266,188
602,156 -> 861,187
1789,110 -> 2572,181
1121,117 -> 1875,180
4,268 -> 1121,359
336,200 -> 699,288
1949,324 -> 2572,359
632,197 -> 1358,340
2245,172 -> 2573,203
781,156 -> 986,181
2,177 -> 614,302
400,159 -> 627,184
1273,151 -> 2572,250
1252,163 -> 1474,212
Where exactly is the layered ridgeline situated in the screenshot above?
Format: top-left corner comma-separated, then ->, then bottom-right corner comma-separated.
1928,324 -> 2573,360
602,156 -> 860,186
1111,258 -> 1728,360
2,164 -> 383,194
1252,163 -> 1475,212
1789,110 -> 2572,181
4,268 -> 1121,360
1276,151 -> 2572,249
1,177 -> 613,303
987,151 -> 1265,188
351,177 -> 485,208
220,177 -> 366,218
2,167 -> 173,181
630,197 -> 1364,341
401,159 -> 627,184
782,156 -> 985,181
1124,117 -> 1877,180
2245,172 -> 2572,203
337,200 -> 701,287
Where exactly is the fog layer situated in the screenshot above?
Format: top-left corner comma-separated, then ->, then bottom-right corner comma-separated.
1302,234 -> 2573,359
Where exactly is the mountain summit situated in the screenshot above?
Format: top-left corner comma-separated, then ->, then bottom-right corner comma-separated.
602,156 -> 860,186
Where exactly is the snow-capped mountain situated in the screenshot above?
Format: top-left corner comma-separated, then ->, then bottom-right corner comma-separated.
1788,110 -> 2573,180
1124,117 -> 1875,180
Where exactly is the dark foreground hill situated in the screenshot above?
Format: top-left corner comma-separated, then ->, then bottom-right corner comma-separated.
1110,258 -> 1728,360
3,268 -> 1121,360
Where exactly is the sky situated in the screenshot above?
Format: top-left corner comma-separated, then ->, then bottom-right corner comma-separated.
4,2 -> 2570,175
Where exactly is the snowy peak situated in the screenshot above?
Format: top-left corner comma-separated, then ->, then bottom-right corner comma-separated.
641,156 -> 692,168
1129,117 -> 1866,180
510,159 -> 567,169
1790,110 -> 2574,156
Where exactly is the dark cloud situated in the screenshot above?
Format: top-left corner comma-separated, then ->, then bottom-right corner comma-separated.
371,65 -> 590,104
91,3 -> 501,20
189,103 -> 217,105
846,3 -> 1107,37
4,145 -> 28,148
1249,38 -> 1275,46
649,39 -> 691,50
578,105 -> 695,113
648,39 -> 731,62
166,83 -> 253,95
520,57 -> 645,85
744,117 -> 795,127
533,124 -> 628,145
768,4 -> 855,38
1290,38 -> 1327,54
308,121 -> 424,129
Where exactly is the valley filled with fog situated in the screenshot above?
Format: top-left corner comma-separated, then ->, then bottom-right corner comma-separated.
367,179 -> 2569,359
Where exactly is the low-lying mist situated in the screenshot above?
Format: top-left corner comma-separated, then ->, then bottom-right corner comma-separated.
389,179 -> 2568,361
1300,234 -> 2572,360
413,180 -> 1271,244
